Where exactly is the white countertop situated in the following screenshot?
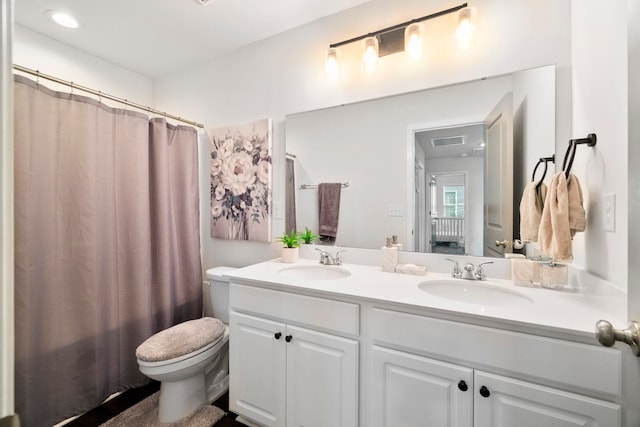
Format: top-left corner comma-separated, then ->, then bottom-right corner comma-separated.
226,257 -> 627,343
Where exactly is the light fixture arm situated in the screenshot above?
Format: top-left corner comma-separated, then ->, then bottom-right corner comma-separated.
329,3 -> 468,49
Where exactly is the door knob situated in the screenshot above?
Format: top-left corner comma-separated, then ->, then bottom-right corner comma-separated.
595,320 -> 640,356
495,240 -> 508,248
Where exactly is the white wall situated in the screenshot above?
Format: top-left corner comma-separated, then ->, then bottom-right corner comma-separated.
13,26 -> 153,106
12,1 -> 629,292
628,0 -> 640,320
571,0 -> 627,290
153,0 -> 573,271
512,65 -> 557,206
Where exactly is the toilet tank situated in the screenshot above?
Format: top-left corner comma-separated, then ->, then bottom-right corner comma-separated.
205,266 -> 236,324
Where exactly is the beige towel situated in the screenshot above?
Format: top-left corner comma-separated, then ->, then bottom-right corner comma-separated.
567,173 -> 586,236
537,172 -> 586,260
519,181 -> 547,242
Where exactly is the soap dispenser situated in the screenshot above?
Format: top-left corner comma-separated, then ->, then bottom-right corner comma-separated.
381,237 -> 398,272
391,234 -> 403,250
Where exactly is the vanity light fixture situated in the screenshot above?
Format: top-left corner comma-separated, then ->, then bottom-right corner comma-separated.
455,6 -> 477,49
362,36 -> 379,72
405,23 -> 424,60
47,10 -> 80,29
325,47 -> 340,81
325,3 -> 473,79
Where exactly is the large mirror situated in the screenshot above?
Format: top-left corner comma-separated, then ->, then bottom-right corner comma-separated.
285,64 -> 556,257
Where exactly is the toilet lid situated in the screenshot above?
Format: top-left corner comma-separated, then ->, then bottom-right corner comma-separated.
136,317 -> 226,362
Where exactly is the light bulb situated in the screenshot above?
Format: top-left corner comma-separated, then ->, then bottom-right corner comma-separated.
405,23 -> 423,60
325,48 -> 340,81
455,7 -> 476,49
362,36 -> 379,73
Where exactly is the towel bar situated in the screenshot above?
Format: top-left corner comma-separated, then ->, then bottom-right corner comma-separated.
300,182 -> 349,189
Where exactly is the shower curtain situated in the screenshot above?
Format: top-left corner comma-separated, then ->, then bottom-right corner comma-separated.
13,75 -> 203,427
285,157 -> 297,233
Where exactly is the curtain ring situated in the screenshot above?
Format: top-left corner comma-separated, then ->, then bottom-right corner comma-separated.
35,70 -> 40,87
70,81 -> 74,95
98,90 -> 102,104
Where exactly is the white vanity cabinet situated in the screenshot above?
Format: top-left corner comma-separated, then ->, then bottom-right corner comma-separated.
370,345 -> 473,427
473,371 -> 620,427
229,283 -> 359,427
368,306 -> 622,427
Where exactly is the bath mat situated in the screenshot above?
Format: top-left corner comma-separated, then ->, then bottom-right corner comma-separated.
100,392 -> 225,427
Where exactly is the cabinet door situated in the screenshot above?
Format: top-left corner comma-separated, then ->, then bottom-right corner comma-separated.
285,325 -> 358,427
230,311 -> 287,427
370,345 -> 473,427
474,371 -> 621,427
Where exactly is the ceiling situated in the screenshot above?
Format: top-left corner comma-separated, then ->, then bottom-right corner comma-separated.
15,0 -> 371,78
416,124 -> 485,160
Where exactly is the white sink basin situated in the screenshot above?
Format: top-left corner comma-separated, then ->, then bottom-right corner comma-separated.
418,279 -> 534,306
278,265 -> 351,280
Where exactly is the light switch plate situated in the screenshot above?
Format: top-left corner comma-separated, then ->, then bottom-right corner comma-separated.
603,193 -> 615,232
272,201 -> 282,219
387,204 -> 404,217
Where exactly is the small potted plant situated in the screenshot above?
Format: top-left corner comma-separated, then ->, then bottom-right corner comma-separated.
277,229 -> 300,263
298,227 -> 320,245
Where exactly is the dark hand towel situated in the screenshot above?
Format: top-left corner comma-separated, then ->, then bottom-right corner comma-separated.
318,183 -> 342,239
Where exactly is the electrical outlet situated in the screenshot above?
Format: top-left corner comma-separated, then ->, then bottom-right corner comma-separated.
603,194 -> 615,232
387,204 -> 404,217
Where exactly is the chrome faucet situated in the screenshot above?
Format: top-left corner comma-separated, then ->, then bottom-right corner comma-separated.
445,258 -> 493,280
315,248 -> 345,265
445,258 -> 463,278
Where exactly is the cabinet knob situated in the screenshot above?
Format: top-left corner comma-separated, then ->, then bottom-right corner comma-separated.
457,380 -> 468,392
285,335 -> 292,343
479,386 -> 491,398
274,332 -> 282,340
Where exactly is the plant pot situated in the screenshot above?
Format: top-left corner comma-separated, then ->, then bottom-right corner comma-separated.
280,247 -> 299,263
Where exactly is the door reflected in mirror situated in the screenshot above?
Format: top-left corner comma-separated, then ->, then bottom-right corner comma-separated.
285,65 -> 556,257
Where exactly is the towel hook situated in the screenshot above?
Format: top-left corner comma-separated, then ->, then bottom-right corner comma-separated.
532,155 -> 555,188
562,134 -> 597,178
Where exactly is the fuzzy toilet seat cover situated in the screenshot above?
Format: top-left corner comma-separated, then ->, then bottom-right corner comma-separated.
136,317 -> 226,362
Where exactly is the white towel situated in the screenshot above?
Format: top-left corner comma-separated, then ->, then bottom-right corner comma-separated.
519,181 -> 547,242
537,172 -> 585,260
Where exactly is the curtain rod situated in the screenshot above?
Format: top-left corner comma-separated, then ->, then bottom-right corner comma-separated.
13,64 -> 204,128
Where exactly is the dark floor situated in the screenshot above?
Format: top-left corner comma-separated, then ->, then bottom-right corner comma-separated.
63,381 -> 246,427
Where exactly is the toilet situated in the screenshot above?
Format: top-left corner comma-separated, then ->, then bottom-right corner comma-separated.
136,266 -> 235,423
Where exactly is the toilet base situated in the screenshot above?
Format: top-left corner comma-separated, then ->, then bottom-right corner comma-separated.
207,374 -> 229,404
158,373 -> 208,423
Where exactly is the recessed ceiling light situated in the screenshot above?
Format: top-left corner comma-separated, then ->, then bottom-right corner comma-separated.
48,11 -> 80,29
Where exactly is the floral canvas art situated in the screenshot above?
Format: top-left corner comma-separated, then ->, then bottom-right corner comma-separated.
210,118 -> 272,242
